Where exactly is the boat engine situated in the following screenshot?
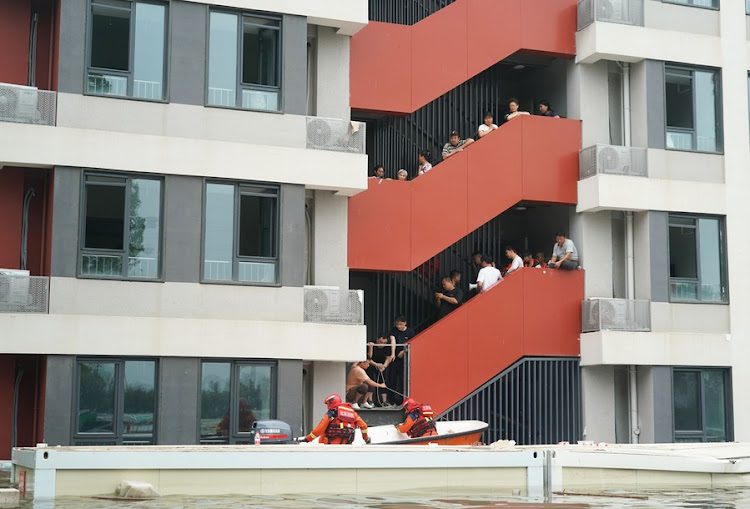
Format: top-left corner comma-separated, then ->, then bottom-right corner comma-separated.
250,420 -> 295,444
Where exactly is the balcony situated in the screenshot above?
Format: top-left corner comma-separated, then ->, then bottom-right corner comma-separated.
577,0 -> 644,30
579,144 -> 647,179
0,273 -> 49,314
303,286 -> 364,325
581,298 -> 650,332
306,117 -> 366,155
0,83 -> 56,126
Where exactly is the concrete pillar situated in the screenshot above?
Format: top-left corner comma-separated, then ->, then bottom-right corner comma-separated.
312,190 -> 349,290
315,27 -> 350,120
580,365 -> 616,443
569,210 -> 613,299
310,361 -> 346,425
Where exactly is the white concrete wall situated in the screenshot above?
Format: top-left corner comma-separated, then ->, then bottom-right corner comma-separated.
644,0 -> 720,36
647,149 -> 724,183
312,191 -> 350,289
570,210 -> 613,299
566,60 -> 610,147
650,302 -> 730,335
632,212 -> 652,301
310,361 -> 347,429
636,366 -> 655,444
581,366 -> 616,442
315,27 -> 351,120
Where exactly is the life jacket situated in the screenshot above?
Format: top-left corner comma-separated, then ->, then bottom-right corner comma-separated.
406,404 -> 437,438
325,404 -> 357,444
525,259 -> 539,268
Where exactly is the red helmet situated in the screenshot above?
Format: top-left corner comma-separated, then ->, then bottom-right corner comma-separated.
402,398 -> 419,413
324,394 -> 342,409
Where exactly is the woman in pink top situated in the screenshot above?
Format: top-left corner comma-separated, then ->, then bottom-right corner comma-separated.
418,150 -> 432,175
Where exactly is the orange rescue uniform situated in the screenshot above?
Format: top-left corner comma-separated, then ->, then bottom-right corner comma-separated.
397,405 -> 438,438
306,403 -> 370,444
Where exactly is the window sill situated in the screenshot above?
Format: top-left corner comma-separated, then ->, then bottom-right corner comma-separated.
204,103 -> 283,115
665,147 -> 724,156
661,0 -> 719,10
200,279 -> 281,288
83,91 -> 169,105
668,299 -> 729,305
76,274 -> 165,283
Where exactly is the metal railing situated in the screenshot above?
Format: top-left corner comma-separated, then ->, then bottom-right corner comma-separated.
303,286 -> 364,325
306,117 -> 366,154
579,144 -> 648,179
577,0 -> 644,30
0,82 -> 56,126
0,274 -> 49,313
581,298 -> 651,332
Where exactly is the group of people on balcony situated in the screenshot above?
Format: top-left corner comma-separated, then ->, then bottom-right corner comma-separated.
371,99 -> 561,181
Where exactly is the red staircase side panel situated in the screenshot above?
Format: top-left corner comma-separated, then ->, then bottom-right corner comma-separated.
466,0 -> 521,78
410,1 -> 468,111
349,22 -> 411,114
409,154 -> 469,269
521,117 -> 580,204
521,0 -> 578,57
347,179 -> 412,272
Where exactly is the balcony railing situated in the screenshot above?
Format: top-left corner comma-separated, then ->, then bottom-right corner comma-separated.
579,144 -> 648,179
303,286 -> 364,325
0,274 -> 49,314
582,298 -> 651,332
577,0 -> 644,30
306,117 -> 366,154
0,82 -> 56,126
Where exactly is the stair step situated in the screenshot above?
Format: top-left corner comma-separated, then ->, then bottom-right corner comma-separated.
356,408 -> 405,426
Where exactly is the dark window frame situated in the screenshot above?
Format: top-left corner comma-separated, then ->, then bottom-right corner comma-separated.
85,0 -> 170,102
662,0 -> 719,10
197,360 -> 278,445
666,213 -> 728,304
205,8 -> 283,112
73,357 -> 159,446
664,63 -> 724,154
78,171 -> 165,281
200,180 -> 281,286
671,367 -> 733,443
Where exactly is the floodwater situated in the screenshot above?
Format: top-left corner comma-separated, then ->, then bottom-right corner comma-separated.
17,488 -> 750,509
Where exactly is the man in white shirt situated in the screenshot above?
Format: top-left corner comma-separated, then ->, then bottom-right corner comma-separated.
547,232 -> 579,270
504,246 -> 523,275
476,255 -> 502,293
477,112 -> 498,138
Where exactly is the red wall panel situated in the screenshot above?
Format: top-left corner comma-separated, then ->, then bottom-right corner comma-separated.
0,169 -> 26,270
521,0 -> 577,57
0,1 -> 32,86
466,0 -> 521,78
0,357 -> 14,458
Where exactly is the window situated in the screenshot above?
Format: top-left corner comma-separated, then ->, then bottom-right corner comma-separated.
207,11 -> 281,111
75,359 -> 158,445
199,361 -> 276,444
665,65 -> 722,153
667,214 -> 727,303
663,0 -> 719,8
673,368 -> 731,442
87,0 -> 167,101
747,0 -> 750,14
80,174 -> 163,279
202,182 -> 279,284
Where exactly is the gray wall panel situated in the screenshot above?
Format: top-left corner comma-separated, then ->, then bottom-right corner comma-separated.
51,168 -> 82,278
282,15 -> 308,115
280,184 -> 305,287
170,2 -> 207,106
646,60 -> 666,150
649,211 -> 669,302
652,366 -> 673,443
44,356 -> 75,446
157,357 -> 200,444
277,359 -> 303,437
164,176 -> 202,283
57,0 -> 87,95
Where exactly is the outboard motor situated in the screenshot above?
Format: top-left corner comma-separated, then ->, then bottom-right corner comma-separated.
250,420 -> 295,444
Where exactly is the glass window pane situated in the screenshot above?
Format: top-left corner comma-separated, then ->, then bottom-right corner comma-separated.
673,371 -> 702,432
128,179 -> 162,279
241,89 -> 279,111
694,70 -> 718,152
123,360 -> 156,444
237,364 -> 273,433
238,194 -> 276,258
133,2 -> 166,100
204,183 -> 234,280
238,261 -> 276,283
665,68 -> 694,130
90,1 -> 131,71
200,362 -> 231,443
81,254 -> 123,277
85,181 -> 126,250
669,224 -> 697,279
208,12 -> 238,107
87,73 -> 128,97
703,370 -> 727,441
242,19 -> 279,87
698,218 -> 722,302
78,362 -> 117,434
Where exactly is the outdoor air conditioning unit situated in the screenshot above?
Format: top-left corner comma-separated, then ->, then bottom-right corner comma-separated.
0,84 -> 40,123
0,269 -> 31,306
304,286 -> 363,323
597,0 -> 625,23
306,118 -> 333,148
598,299 -> 629,330
597,145 -> 632,175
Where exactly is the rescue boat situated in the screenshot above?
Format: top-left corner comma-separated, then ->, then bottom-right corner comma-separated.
361,420 -> 488,446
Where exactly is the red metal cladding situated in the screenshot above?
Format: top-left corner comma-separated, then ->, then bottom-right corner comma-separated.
409,268 -> 584,414
350,0 -> 577,114
347,116 -> 581,272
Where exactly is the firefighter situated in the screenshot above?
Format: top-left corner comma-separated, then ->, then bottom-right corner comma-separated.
305,394 -> 371,444
396,398 -> 438,438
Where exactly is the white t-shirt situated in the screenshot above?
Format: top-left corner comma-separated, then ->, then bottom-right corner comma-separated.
506,255 -> 523,274
476,266 -> 502,293
478,123 -> 498,135
419,162 -> 432,175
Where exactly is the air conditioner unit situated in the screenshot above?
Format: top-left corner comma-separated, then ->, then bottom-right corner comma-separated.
599,299 -> 629,330
596,145 -> 632,175
0,84 -> 40,123
303,286 -> 363,323
597,0 -> 625,23
0,269 -> 31,306
307,119 -> 333,148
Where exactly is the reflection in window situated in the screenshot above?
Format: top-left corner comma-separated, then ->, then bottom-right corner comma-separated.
200,362 -> 231,443
88,0 -> 167,100
81,173 -> 163,280
668,214 -> 727,303
663,0 -> 718,7
207,11 -> 281,111
123,360 -> 156,445
665,66 -> 722,153
78,361 -> 116,434
673,368 -> 731,443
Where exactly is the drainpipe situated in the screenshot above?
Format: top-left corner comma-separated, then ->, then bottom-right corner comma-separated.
622,62 -> 639,444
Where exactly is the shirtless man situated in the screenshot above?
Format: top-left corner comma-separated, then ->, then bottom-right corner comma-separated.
345,361 -> 387,409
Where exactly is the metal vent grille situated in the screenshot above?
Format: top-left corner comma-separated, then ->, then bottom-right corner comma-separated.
0,82 -> 56,126
0,274 -> 49,313
303,287 -> 364,325
306,117 -> 366,154
578,0 -> 644,31
579,144 -> 648,179
582,298 -> 651,332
